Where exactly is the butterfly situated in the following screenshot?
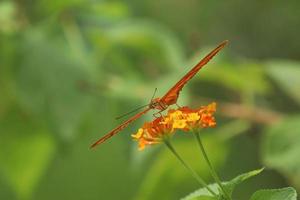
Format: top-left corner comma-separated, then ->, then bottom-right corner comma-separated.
90,40 -> 228,148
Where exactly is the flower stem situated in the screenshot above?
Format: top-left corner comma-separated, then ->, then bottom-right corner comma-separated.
193,130 -> 231,200
163,138 -> 217,197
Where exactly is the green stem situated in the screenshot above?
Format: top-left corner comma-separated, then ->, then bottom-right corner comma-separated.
193,130 -> 231,200
163,138 -> 217,197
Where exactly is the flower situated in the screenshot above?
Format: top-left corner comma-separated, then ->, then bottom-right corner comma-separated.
131,116 -> 174,150
132,102 -> 217,150
184,102 -> 217,129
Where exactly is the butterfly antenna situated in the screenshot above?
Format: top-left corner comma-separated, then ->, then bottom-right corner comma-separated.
150,88 -> 158,102
115,103 -> 149,120
115,88 -> 158,120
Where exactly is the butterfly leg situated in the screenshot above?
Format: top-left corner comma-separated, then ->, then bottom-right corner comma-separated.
153,110 -> 163,118
176,103 -> 182,108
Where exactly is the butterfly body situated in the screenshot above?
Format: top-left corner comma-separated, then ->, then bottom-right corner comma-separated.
90,40 -> 228,148
149,97 -> 168,110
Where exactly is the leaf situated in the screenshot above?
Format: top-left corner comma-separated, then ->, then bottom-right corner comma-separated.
86,20 -> 186,101
104,21 -> 185,72
261,116 -> 300,187
199,61 -> 270,95
0,108 -> 55,199
182,168 -> 264,200
249,187 -> 297,200
182,183 -> 219,200
266,60 -> 300,105
17,30 -> 93,141
134,135 -> 228,200
224,168 -> 264,196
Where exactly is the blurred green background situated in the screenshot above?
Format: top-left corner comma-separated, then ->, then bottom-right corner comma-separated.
0,0 -> 300,199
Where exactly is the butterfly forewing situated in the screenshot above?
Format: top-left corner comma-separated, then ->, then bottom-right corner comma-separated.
90,108 -> 151,148
160,40 -> 228,105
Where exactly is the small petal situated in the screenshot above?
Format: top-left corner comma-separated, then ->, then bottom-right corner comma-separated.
173,119 -> 187,129
207,102 -> 217,112
131,128 -> 144,140
186,113 -> 200,122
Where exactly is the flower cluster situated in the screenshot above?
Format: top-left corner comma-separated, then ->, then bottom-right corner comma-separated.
132,102 -> 217,150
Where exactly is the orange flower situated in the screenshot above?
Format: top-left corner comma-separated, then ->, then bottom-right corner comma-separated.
131,117 -> 174,150
132,102 -> 217,150
183,102 -> 217,129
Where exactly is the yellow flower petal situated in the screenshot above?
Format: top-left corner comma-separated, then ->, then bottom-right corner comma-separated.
173,119 -> 187,129
131,128 -> 143,139
186,113 -> 200,122
207,102 -> 216,112
169,110 -> 183,120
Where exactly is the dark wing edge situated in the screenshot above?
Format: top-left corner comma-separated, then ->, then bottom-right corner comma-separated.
160,40 -> 228,105
90,107 -> 151,149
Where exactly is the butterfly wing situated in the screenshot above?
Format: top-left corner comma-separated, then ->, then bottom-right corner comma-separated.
160,40 -> 228,105
90,107 -> 151,148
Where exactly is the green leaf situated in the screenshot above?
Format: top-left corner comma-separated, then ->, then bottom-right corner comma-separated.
134,135 -> 228,200
224,168 -> 264,196
17,30 -> 93,141
86,20 -> 186,101
200,61 -> 270,95
0,109 -> 55,199
250,187 -> 297,200
182,183 -> 219,200
266,60 -> 300,105
104,21 -> 185,71
261,116 -> 300,187
182,168 -> 264,200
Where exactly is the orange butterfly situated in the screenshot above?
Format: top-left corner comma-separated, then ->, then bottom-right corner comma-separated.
90,40 -> 228,148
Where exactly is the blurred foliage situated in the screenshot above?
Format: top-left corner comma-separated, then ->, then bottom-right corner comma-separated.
249,187 -> 297,200
0,0 -> 299,200
262,116 -> 300,189
182,168 -> 264,200
134,135 -> 228,200
266,61 -> 300,104
182,169 -> 297,200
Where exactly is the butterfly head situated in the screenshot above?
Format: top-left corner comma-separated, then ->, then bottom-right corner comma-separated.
149,98 -> 166,110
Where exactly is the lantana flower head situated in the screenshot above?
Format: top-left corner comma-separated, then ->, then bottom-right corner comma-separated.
132,102 -> 217,150
131,116 -> 174,150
